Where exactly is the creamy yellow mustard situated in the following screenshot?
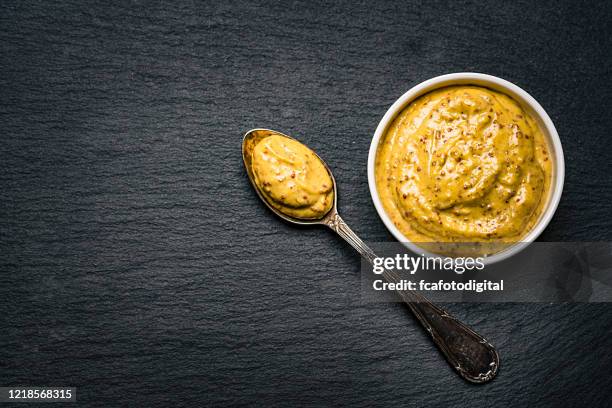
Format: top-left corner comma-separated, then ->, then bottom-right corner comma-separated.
375,86 -> 552,243
251,134 -> 334,219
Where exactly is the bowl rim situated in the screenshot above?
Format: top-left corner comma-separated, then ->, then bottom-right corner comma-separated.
367,72 -> 565,265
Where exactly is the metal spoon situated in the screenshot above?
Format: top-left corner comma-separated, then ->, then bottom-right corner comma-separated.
242,128 -> 499,383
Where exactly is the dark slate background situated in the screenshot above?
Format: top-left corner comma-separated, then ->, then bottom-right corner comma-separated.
1,1 -> 612,406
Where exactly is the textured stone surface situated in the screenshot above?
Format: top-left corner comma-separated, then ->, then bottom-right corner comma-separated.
1,1 -> 612,406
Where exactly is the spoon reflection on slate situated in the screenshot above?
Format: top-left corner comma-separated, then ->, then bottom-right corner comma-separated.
242,128 -> 499,383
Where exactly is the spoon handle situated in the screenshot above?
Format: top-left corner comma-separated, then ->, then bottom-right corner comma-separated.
325,213 -> 499,384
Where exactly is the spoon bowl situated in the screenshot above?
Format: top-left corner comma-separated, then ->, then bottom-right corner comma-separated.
242,128 -> 338,226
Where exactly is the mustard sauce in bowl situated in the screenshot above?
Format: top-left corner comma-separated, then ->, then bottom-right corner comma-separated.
375,86 -> 552,244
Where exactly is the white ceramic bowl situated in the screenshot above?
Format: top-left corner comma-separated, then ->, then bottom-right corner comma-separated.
367,73 -> 565,264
